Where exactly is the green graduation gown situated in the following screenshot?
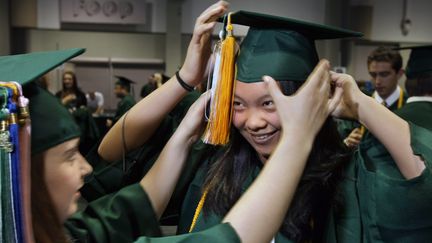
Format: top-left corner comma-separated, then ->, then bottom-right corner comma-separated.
133,224 -> 240,243
395,100 -> 432,131
327,123 -> 432,242
114,94 -> 136,122
66,183 -> 240,243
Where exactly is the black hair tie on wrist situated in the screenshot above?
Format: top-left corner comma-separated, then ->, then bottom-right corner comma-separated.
176,71 -> 194,92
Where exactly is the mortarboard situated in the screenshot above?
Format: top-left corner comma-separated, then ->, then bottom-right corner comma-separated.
0,48 -> 85,154
115,75 -> 136,97
397,45 -> 432,79
203,11 -> 362,145
222,10 -> 363,83
115,75 -> 136,88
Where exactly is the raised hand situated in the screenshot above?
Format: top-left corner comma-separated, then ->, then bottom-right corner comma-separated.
179,1 -> 228,87
264,59 -> 342,140
175,92 -> 210,146
330,71 -> 364,120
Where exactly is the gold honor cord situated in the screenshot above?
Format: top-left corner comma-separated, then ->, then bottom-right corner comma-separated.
189,189 -> 208,232
396,86 -> 404,109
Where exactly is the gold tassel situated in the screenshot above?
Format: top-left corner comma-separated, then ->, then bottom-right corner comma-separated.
202,13 -> 237,145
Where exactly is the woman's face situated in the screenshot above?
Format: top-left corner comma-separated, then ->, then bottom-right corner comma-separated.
63,73 -> 74,89
43,138 -> 93,223
233,80 -> 282,162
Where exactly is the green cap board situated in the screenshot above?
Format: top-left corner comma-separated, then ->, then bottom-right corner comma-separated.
219,11 -> 363,82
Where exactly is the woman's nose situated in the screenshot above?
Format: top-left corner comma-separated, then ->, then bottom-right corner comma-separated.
245,111 -> 267,131
79,154 -> 93,176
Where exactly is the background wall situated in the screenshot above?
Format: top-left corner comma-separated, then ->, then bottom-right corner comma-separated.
369,0 -> 432,43
21,29 -> 166,58
181,0 -> 326,35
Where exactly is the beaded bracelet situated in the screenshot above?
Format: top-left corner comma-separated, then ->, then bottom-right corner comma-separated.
175,70 -> 194,92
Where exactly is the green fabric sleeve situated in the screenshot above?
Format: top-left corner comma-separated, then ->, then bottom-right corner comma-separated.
410,122 -> 432,165
134,223 -> 240,243
65,183 -> 162,243
323,123 -> 432,243
395,102 -> 432,131
358,122 -> 432,180
356,123 -> 432,242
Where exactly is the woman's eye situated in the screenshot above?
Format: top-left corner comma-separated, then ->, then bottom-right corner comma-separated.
233,101 -> 245,111
67,155 -> 77,163
263,100 -> 274,107
233,101 -> 243,107
65,151 -> 79,163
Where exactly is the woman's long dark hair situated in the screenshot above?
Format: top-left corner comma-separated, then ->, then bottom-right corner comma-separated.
31,153 -> 69,243
202,80 -> 351,242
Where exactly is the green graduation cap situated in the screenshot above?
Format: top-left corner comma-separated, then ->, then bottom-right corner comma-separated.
397,45 -> 432,79
115,75 -> 135,88
0,48 -> 85,154
220,11 -> 363,83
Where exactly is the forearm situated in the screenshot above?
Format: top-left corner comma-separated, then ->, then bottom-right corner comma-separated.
357,94 -> 424,179
222,134 -> 313,243
98,77 -> 189,161
139,130 -> 192,219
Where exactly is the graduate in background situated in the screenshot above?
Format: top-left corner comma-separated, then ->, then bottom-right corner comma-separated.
340,47 -> 408,148
55,71 -> 87,110
107,76 -> 136,127
395,45 -> 432,130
